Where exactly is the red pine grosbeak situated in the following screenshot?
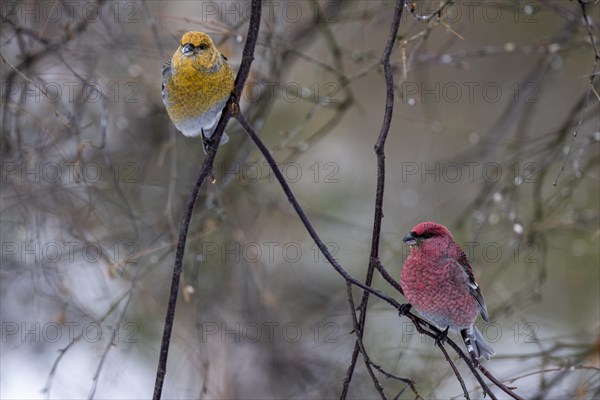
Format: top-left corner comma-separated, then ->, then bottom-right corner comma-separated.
400,222 -> 495,360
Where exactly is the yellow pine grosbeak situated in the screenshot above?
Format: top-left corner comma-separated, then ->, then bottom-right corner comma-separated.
162,31 -> 234,150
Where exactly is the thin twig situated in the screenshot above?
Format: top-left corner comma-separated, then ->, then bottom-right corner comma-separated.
466,348 -> 527,400
374,260 -> 404,295
345,283 -> 386,399
553,0 -> 600,186
371,364 -> 421,399
578,0 -> 600,60
88,276 -> 138,400
342,1 -> 405,398
437,342 -> 470,400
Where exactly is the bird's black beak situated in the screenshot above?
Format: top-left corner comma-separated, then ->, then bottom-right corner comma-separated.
403,232 -> 418,246
182,43 -> 194,55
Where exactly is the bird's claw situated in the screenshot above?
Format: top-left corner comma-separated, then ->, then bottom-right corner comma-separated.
202,135 -> 215,154
435,326 -> 449,346
398,303 -> 412,316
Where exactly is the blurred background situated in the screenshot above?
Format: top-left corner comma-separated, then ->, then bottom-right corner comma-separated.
1,0 -> 598,398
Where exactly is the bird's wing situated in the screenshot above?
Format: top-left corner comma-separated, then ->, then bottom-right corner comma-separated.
161,58 -> 172,104
457,251 -> 489,322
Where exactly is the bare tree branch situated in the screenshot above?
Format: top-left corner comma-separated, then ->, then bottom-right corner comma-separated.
342,1 -> 406,398
152,1 -> 263,398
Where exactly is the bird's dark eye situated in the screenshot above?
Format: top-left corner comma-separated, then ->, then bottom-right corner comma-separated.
419,232 -> 434,239
198,44 -> 208,50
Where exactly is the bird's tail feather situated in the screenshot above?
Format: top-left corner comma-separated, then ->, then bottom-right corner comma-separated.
462,326 -> 495,361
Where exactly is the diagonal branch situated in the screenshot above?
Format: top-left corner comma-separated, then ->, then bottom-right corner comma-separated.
235,112 -> 404,302
152,1 -> 262,399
